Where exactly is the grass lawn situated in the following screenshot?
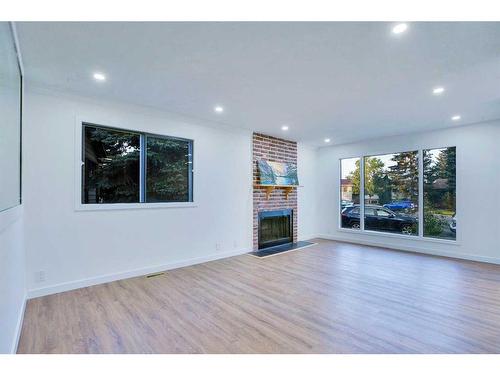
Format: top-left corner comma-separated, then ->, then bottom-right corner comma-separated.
430,209 -> 455,216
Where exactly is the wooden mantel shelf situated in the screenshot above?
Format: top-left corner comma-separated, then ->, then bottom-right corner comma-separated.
254,184 -> 301,200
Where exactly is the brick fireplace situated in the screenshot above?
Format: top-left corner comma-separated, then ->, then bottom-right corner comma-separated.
253,133 -> 298,250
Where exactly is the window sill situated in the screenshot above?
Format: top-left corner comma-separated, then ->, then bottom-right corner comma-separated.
75,202 -> 198,212
337,227 -> 460,246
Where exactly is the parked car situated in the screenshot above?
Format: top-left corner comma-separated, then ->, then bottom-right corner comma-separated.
383,200 -> 415,211
341,204 -> 417,235
450,214 -> 456,233
341,200 -> 353,209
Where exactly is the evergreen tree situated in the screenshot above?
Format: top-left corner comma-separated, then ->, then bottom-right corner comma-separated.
85,127 -> 141,203
435,147 -> 456,209
388,151 -> 418,201
423,149 -> 438,185
436,147 -> 456,191
146,137 -> 190,202
373,174 -> 392,204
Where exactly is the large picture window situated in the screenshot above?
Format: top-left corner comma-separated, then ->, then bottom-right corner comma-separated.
82,124 -> 193,204
364,151 -> 418,236
340,147 -> 456,241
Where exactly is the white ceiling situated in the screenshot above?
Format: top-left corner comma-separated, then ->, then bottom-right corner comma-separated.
16,22 -> 500,146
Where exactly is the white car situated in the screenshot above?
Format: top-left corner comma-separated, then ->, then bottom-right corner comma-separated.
450,215 -> 456,233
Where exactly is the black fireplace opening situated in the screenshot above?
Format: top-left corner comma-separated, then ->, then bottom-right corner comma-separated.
258,209 -> 293,249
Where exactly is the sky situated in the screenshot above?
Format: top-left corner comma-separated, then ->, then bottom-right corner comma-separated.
341,157 -> 358,178
341,148 -> 445,179
341,153 -> 397,178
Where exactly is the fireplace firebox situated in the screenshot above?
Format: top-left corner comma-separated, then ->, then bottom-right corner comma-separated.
258,209 -> 293,249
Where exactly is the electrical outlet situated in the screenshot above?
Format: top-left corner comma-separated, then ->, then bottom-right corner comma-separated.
35,270 -> 46,283
215,243 -> 222,251
233,240 -> 238,249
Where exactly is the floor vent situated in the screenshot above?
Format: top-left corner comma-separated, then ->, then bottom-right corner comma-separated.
145,272 -> 165,279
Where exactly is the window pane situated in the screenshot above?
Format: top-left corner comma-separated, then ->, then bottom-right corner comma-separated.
83,126 -> 140,203
365,208 -> 376,216
364,152 -> 418,235
340,157 -> 360,229
146,136 -> 192,202
423,147 -> 456,240
376,209 -> 391,217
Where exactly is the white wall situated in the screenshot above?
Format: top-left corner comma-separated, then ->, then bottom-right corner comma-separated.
23,87 -> 317,297
23,88 -> 253,296
297,144 -> 319,240
0,24 -> 25,354
0,206 -> 26,353
316,122 -> 500,263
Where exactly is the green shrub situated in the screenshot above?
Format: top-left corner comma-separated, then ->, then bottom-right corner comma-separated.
424,211 -> 445,236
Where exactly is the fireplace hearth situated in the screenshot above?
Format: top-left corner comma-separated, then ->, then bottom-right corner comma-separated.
258,209 -> 293,249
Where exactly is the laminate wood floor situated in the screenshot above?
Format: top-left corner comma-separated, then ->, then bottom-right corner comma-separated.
17,239 -> 500,353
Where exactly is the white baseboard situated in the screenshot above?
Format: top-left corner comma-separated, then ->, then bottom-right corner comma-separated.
11,292 -> 27,354
27,248 -> 251,299
298,234 -> 320,242
317,234 -> 500,265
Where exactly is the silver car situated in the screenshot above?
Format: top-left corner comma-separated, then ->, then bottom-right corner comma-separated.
450,215 -> 456,233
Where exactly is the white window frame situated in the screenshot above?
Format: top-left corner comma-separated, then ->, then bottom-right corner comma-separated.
74,118 -> 197,211
338,147 -> 459,244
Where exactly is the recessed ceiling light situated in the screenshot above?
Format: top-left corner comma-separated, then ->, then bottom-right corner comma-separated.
281,125 -> 289,131
432,86 -> 445,95
324,138 -> 331,143
392,23 -> 408,35
214,106 -> 224,113
93,72 -> 106,81
451,115 -> 461,121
